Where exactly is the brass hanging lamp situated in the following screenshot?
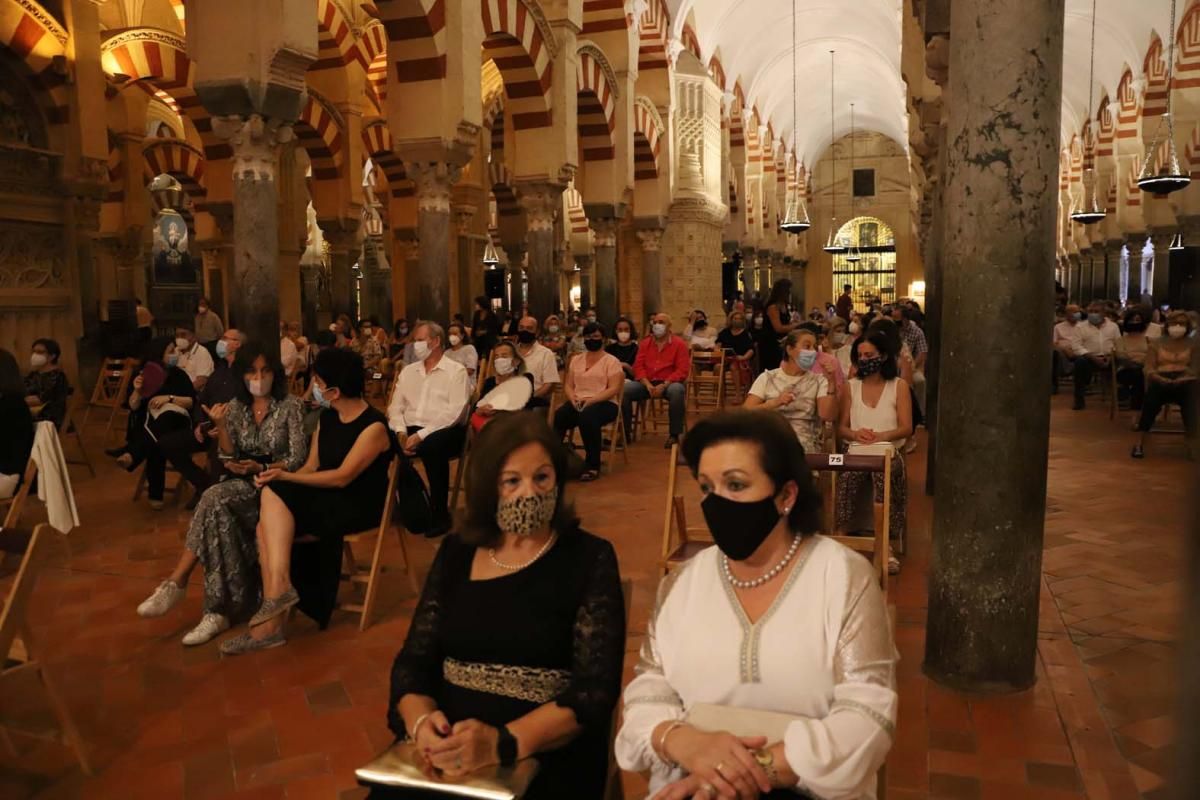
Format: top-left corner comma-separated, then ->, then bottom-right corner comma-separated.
779,0 -> 811,234
481,234 -> 500,268
1138,0 -> 1190,196
823,50 -> 847,254
1170,232 -> 1185,251
1072,0 -> 1107,224
845,103 -> 862,263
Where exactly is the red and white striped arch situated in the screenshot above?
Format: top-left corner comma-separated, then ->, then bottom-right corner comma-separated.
313,0 -> 359,71
294,93 -> 345,181
376,0 -> 447,87
1115,68 -> 1139,142
564,183 -> 589,237
1142,35 -> 1168,121
482,0 -> 554,131
361,119 -> 414,198
1175,2 -> 1200,89
582,0 -> 628,34
100,28 -> 229,160
1096,95 -> 1114,158
358,19 -> 390,104
0,0 -> 70,124
633,96 -> 664,180
489,159 -> 520,220
680,23 -> 701,61
638,0 -> 670,71
577,47 -> 616,161
167,0 -> 185,30
142,138 -> 206,202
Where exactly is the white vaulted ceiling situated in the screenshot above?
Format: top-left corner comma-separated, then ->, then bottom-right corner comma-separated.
672,0 -> 1178,164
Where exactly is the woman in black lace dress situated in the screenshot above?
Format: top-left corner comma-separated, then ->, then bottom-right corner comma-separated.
385,411 -> 626,800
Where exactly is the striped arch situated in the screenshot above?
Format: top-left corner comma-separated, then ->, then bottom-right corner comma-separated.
633,96 -> 664,180
564,182 -> 588,238
357,19 -> 390,105
376,0 -> 447,86
1143,34 -> 1167,121
1097,95 -> 1114,158
313,0 -> 359,71
361,119 -> 413,198
167,0 -> 185,30
680,23 -> 701,62
294,92 -> 345,180
1115,68 -> 1138,142
489,160 -> 519,220
100,28 -> 228,160
577,47 -> 616,161
107,130 -> 124,202
638,0 -> 670,71
482,0 -> 554,130
582,0 -> 628,34
708,55 -> 726,91
1176,2 -> 1200,89
142,138 -> 207,202
0,0 -> 70,124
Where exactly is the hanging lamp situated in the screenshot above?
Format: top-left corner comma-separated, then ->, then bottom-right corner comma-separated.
481,234 -> 500,268
823,50 -> 847,254
1138,0 -> 1190,196
1072,0 -> 1107,224
1170,232 -> 1185,251
845,103 -> 862,263
779,0 -> 811,234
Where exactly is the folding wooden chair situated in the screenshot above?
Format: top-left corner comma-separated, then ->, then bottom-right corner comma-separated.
132,463 -> 190,508
807,451 -> 894,595
689,349 -> 726,412
81,357 -> 133,439
638,362 -> 693,439
339,456 -> 419,631
658,444 -> 712,574
563,382 -> 630,476
449,429 -> 474,510
1,460 -> 37,531
58,394 -> 94,478
0,524 -> 91,773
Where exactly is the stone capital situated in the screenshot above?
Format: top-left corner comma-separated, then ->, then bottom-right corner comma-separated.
212,114 -> 294,182
590,218 -> 620,248
1149,229 -> 1176,250
516,183 -> 565,233
637,228 -> 664,252
453,204 -> 478,234
405,161 -> 461,214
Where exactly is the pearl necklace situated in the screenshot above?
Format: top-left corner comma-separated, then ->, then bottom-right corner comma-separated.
722,535 -> 803,589
489,534 -> 557,572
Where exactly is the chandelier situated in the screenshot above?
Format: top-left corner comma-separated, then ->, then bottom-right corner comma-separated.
1137,0 -> 1190,196
481,234 -> 500,268
779,0 -> 811,234
845,103 -> 862,263
823,50 -> 847,254
1071,0 -> 1107,224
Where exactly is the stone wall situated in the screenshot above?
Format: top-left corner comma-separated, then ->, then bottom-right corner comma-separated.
661,204 -> 724,326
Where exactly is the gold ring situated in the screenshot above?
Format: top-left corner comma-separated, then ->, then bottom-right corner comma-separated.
715,762 -> 726,774
701,784 -> 715,797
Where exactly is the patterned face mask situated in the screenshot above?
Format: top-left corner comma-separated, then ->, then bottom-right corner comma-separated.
495,486 -> 559,536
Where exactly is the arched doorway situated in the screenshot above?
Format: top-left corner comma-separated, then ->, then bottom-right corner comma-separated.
830,216 -> 898,311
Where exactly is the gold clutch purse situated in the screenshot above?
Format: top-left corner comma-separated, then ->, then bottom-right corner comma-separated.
684,703 -> 799,746
355,741 -> 540,800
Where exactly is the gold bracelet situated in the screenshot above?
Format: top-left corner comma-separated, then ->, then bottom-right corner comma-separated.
655,720 -> 687,768
410,712 -> 432,742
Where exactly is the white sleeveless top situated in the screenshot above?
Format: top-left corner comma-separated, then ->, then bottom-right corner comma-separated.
849,378 -> 902,449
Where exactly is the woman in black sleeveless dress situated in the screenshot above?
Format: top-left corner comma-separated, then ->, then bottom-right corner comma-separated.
220,347 -> 394,655
760,278 -> 799,370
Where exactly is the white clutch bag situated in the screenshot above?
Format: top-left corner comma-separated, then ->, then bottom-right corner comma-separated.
684,703 -> 798,747
845,442 -> 895,457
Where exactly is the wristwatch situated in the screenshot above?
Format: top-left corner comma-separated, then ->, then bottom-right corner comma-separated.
496,725 -> 518,767
754,748 -> 779,787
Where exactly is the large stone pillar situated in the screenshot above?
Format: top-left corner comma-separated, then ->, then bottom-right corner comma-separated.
924,0 -> 1064,692
1127,236 -> 1143,301
211,115 -> 295,361
638,228 -> 665,317
517,183 -> 564,319
741,244 -> 757,299
576,254 -> 594,312
324,226 -> 359,321
591,219 -> 620,326
1150,230 -> 1173,306
503,243 -> 527,314
406,161 -> 459,324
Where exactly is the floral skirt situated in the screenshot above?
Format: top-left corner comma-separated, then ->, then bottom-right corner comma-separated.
185,478 -> 262,620
834,449 -> 907,542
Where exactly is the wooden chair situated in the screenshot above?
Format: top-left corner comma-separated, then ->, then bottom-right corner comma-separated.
339,456 -> 419,631
81,357 -> 133,439
59,393 -> 94,478
638,363 -> 693,439
0,524 -> 91,773
132,462 -> 190,508
563,381 -> 630,475
658,444 -> 712,574
688,349 -> 727,412
1,460 -> 37,531
603,578 -> 634,800
449,428 -> 474,510
806,451 -> 894,595
721,348 -> 752,405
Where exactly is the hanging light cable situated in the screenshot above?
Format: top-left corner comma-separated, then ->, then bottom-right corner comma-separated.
1138,0 -> 1190,196
779,0 -> 811,234
1072,0 -> 1107,224
823,50 -> 847,254
845,103 -> 862,263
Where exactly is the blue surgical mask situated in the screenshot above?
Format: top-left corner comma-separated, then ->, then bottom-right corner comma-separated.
1088,313 -> 1103,326
312,382 -> 331,408
796,349 -> 818,371
166,354 -> 179,367
216,340 -> 229,359
1072,312 -> 1083,322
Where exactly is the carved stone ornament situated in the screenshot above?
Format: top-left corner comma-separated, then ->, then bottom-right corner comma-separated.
668,196 -> 728,227
405,161 -> 461,214
211,114 -> 295,182
0,144 -> 59,196
637,228 -> 664,252
517,184 -> 564,233
453,204 -> 477,234
591,219 -> 619,248
0,221 -> 66,289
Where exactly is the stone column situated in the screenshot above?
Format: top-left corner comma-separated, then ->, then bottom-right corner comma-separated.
638,228 -> 665,317
1150,231 -> 1173,306
1079,249 -> 1093,303
924,0 -> 1065,692
517,183 -> 564,319
212,114 -> 294,362
406,161 -> 460,324
757,249 -> 774,299
741,245 -> 758,299
1127,235 -> 1143,301
503,243 -> 527,314
299,260 -> 323,335
324,227 -> 359,322
592,219 -> 620,326
576,254 -> 594,312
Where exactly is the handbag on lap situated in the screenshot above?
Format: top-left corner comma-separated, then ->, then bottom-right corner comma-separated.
356,741 -> 539,799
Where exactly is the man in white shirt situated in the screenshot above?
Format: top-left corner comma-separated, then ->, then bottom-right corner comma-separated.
1067,302 -> 1120,410
175,325 -> 214,391
387,321 -> 470,535
280,321 -> 307,377
1051,304 -> 1082,395
514,315 -> 560,407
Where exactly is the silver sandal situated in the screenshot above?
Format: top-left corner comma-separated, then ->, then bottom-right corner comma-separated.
219,631 -> 286,656
249,588 -> 299,627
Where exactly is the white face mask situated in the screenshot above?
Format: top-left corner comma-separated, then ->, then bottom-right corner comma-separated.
413,340 -> 432,360
175,337 -> 191,352
548,325 -> 560,334
1168,325 -> 1188,339
448,334 -> 462,347
652,323 -> 668,337
30,353 -> 47,369
493,357 -> 514,375
247,376 -> 273,397
616,331 -> 631,343
848,322 -> 861,335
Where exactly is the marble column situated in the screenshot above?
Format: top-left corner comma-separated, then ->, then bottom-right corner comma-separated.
638,228 -> 665,317
1105,240 -> 1122,301
924,0 -> 1064,692
406,161 -> 460,324
1080,249 -> 1093,303
1150,231 -> 1173,306
517,183 -> 564,319
1127,236 -> 1143,301
212,114 -> 292,362
299,260 -> 323,336
576,254 -> 594,312
362,237 -> 394,327
504,243 -> 527,315
324,228 -> 359,322
741,245 -> 758,299
592,219 -> 620,327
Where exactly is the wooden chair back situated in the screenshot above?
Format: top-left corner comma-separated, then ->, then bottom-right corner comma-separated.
806,451 -> 893,597
689,349 -> 727,412
59,393 -> 94,478
658,444 -> 712,574
1,459 -> 37,531
82,357 -> 134,439
0,524 -> 91,773
639,360 -> 694,438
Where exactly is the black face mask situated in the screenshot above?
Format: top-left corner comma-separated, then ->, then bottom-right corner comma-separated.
517,330 -> 537,345
584,338 -> 603,351
1125,321 -> 1146,333
701,491 -> 781,561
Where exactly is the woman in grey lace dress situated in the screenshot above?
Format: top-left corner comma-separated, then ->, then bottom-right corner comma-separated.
135,343 -> 307,646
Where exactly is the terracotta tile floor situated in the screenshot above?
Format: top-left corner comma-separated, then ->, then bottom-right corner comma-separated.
0,394 -> 1184,799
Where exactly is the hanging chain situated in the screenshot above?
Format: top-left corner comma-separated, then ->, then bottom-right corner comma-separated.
1167,0 -> 1178,140
791,0 -> 798,215
1086,0 -> 1096,121
830,50 -> 836,223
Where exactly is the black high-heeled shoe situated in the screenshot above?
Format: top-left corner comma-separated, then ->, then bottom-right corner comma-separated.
1130,445 -> 1145,459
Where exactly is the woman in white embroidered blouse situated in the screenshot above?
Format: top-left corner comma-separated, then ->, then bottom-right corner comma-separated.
615,410 -> 897,800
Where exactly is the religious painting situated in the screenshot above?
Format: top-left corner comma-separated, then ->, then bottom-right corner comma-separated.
858,221 -> 879,248
152,210 -> 197,285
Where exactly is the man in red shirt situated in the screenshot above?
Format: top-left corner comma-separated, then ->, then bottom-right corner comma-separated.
835,284 -> 855,322
624,312 -> 691,446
